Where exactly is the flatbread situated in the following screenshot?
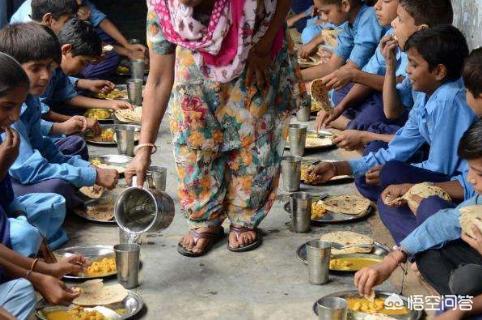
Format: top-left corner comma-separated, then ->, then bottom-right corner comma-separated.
305,136 -> 333,148
79,185 -> 105,199
320,195 -> 371,215
310,79 -> 331,113
320,231 -> 374,255
459,205 -> 482,239
74,282 -> 128,306
115,107 -> 142,123
386,183 -> 451,211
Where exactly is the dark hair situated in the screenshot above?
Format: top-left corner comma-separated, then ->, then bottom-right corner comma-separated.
399,0 -> 453,27
0,23 -> 61,64
458,120 -> 482,160
0,53 -> 30,98
318,0 -> 363,5
463,48 -> 482,98
57,18 -> 102,58
31,0 -> 78,21
404,25 -> 469,82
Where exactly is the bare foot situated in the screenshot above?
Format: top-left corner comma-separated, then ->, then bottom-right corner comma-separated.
179,227 -> 221,255
228,227 -> 257,249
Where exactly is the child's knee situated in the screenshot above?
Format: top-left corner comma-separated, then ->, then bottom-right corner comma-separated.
8,217 -> 42,257
449,264 -> 482,296
379,160 -> 406,187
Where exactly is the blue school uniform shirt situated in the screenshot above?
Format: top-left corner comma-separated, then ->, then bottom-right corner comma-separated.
301,17 -> 336,45
41,68 -> 78,109
349,78 -> 477,176
452,164 -> 477,200
5,95 -> 96,187
400,195 -> 482,255
333,4 -> 386,69
10,0 -> 106,27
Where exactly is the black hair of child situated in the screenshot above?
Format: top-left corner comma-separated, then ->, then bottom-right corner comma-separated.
317,0 -> 363,6
31,0 -> 78,21
400,0 -> 453,27
0,23 -> 61,65
463,48 -> 482,98
459,120 -> 482,160
0,53 -> 30,98
404,24 -> 469,83
57,18 -> 102,58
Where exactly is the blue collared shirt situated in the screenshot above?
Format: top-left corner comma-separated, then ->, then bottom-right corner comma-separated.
5,96 -> 96,187
10,0 -> 106,27
334,4 -> 386,69
452,163 -> 477,200
41,68 -> 78,108
400,195 -> 482,255
349,78 -> 477,176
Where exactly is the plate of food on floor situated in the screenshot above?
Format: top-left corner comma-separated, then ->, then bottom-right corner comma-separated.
296,232 -> 390,272
95,87 -> 128,100
300,160 -> 354,186
74,187 -> 122,224
284,193 -> 372,224
286,130 -> 336,151
54,246 -> 117,280
90,155 -> 133,176
84,108 -> 114,123
85,125 -> 116,145
114,107 -> 142,124
36,279 -> 144,319
313,290 -> 422,320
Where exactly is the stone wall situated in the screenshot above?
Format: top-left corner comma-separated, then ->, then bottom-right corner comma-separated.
453,0 -> 482,50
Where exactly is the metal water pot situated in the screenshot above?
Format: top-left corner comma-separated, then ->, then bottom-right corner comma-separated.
114,178 -> 175,234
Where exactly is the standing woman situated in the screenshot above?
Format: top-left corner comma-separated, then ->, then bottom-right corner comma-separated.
126,0 -> 300,256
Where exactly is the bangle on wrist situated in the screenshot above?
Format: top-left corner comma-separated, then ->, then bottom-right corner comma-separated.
25,258 -> 39,279
134,143 -> 157,155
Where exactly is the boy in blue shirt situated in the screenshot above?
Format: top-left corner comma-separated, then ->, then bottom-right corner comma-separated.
301,0 -> 386,82
41,18 -> 132,121
0,23 -> 119,212
308,26 -> 476,213
316,0 -> 453,133
11,0 -> 147,78
355,120 -> 482,320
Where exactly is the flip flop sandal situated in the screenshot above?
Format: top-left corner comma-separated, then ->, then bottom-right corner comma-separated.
228,225 -> 263,253
177,227 -> 225,258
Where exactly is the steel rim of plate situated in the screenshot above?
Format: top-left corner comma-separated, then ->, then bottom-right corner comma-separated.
35,291 -> 144,319
283,200 -> 372,224
296,241 -> 390,266
54,245 -> 116,279
312,290 -> 422,320
93,155 -> 133,166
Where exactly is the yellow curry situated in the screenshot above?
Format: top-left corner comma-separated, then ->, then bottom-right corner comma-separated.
43,306 -> 105,320
84,257 -> 116,277
329,257 -> 381,271
347,297 -> 409,316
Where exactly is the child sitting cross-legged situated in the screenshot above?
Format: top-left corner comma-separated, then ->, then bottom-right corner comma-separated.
0,23 -> 119,212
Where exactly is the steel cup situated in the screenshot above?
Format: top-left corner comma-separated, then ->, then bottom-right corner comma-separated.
296,104 -> 311,122
317,297 -> 347,320
114,243 -> 140,289
307,240 -> 331,285
115,124 -> 140,156
147,166 -> 167,191
289,124 -> 307,157
281,156 -> 301,192
289,192 -> 311,233
127,79 -> 143,106
130,59 -> 145,80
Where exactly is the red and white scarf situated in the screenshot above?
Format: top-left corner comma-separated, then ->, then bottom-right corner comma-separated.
151,0 -> 282,83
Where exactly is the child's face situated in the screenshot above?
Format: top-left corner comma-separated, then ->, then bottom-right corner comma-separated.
60,45 -> 95,75
374,0 -> 399,27
0,87 -> 27,131
391,4 -> 423,50
21,60 -> 56,96
316,2 -> 348,26
466,90 -> 482,118
406,47 -> 441,93
467,158 -> 482,194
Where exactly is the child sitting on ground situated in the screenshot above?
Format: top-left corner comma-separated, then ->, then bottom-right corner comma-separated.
41,18 -> 132,123
316,0 -> 453,133
301,0 -> 386,82
0,52 -> 70,255
355,120 -> 482,320
308,25 -> 476,210
0,23 -> 119,212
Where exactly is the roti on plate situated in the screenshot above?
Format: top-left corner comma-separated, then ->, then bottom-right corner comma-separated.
74,281 -> 128,306
320,195 -> 371,215
320,231 -> 374,255
115,107 -> 142,123
311,79 -> 331,113
459,205 -> 482,239
79,185 -> 105,199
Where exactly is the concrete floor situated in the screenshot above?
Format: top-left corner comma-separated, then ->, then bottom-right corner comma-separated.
61,115 -> 433,320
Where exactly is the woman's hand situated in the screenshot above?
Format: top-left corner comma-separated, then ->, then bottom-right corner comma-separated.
125,148 -> 151,187
31,273 -> 80,305
0,127 -> 20,176
462,225 -> 482,256
46,255 -> 89,279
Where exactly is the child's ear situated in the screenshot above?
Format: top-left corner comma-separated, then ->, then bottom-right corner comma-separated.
433,64 -> 448,82
341,0 -> 351,12
41,13 -> 53,26
60,44 -> 73,56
